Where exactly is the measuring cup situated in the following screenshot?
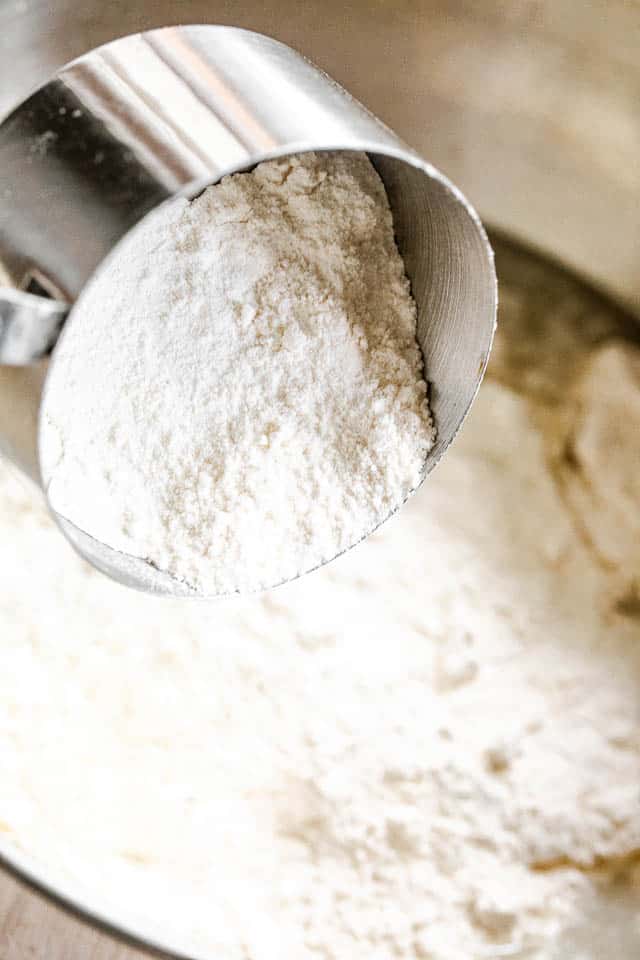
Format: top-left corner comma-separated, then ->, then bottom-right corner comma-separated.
0,24 -> 497,596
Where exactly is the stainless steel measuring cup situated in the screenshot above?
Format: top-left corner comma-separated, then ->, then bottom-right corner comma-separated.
0,24 -> 497,596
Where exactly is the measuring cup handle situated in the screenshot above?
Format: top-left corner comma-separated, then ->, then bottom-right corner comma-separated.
0,288 -> 68,364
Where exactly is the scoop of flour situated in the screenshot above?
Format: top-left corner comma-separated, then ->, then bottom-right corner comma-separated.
40,151 -> 434,595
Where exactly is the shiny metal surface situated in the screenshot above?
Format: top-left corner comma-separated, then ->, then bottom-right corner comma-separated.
1,24 -> 496,597
0,1 -> 637,316
0,288 -> 67,364
0,2 -> 638,958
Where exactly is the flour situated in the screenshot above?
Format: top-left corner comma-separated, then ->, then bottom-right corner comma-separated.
40,151 -> 434,595
2,251 -> 640,960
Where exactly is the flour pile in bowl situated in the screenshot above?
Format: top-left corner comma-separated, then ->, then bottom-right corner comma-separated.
1,241 -> 640,959
39,151 -> 434,595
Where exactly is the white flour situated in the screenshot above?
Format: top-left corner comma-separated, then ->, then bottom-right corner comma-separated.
1,308 -> 639,959
40,151 -> 434,595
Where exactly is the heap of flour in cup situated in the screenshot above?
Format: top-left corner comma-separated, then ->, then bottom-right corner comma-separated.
40,151 -> 434,594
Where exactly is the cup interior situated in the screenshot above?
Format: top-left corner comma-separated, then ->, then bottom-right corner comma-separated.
370,152 -> 497,475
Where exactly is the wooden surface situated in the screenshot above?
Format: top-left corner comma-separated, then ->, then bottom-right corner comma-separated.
0,868 -> 143,960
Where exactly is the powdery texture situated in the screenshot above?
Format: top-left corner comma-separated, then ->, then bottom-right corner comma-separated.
1,316 -> 640,958
40,151 -> 434,595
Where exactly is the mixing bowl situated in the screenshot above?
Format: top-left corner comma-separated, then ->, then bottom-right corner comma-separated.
0,1 -> 638,957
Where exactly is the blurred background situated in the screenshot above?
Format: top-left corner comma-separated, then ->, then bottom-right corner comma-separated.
2,0 -> 639,311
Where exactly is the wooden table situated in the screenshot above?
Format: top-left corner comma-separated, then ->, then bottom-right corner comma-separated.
0,868 -> 143,960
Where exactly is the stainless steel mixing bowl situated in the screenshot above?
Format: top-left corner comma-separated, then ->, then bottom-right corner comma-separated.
0,1 -> 638,957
